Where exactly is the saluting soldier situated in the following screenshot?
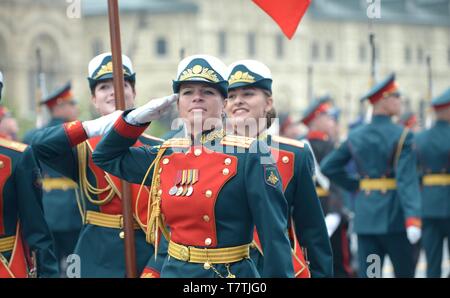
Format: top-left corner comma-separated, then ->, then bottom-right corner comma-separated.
224,60 -> 332,277
29,53 -> 163,277
23,83 -> 82,277
92,54 -> 294,277
321,73 -> 422,278
0,71 -> 59,278
415,87 -> 450,278
300,95 -> 355,277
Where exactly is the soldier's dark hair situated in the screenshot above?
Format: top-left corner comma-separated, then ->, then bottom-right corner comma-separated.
266,107 -> 276,128
261,89 -> 275,128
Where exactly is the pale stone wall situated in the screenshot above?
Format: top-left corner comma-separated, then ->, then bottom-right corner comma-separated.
0,0 -> 448,134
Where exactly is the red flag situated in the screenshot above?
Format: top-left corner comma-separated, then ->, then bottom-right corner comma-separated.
253,0 -> 311,39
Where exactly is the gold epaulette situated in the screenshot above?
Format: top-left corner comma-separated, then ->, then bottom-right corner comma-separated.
161,138 -> 191,148
271,135 -> 304,148
0,138 -> 27,152
141,133 -> 164,143
220,135 -> 255,149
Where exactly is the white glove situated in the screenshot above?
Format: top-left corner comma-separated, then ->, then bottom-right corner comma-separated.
324,213 -> 341,237
406,226 -> 421,244
125,94 -> 178,125
82,110 -> 123,138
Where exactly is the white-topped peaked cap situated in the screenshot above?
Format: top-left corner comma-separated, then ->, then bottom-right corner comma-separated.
87,52 -> 135,89
172,54 -> 228,97
227,59 -> 273,92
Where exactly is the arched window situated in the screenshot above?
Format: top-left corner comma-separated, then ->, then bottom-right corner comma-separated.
0,35 -> 7,70
27,34 -> 61,114
275,34 -> 284,59
247,32 -> 256,57
92,38 -> 104,56
156,37 -> 167,57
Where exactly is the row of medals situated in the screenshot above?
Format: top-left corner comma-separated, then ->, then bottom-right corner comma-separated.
168,169 -> 199,197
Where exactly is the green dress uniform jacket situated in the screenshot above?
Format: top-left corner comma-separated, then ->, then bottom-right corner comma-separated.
30,120 -> 163,277
92,113 -> 294,278
0,138 -> 59,277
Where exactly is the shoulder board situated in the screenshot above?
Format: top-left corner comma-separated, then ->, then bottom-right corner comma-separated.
271,135 -> 304,148
161,138 -> 191,148
220,135 -> 255,149
141,133 -> 164,142
0,138 -> 28,152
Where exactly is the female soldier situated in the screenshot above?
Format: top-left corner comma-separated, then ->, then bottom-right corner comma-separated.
224,60 -> 333,277
30,53 -> 162,277
91,54 -> 294,277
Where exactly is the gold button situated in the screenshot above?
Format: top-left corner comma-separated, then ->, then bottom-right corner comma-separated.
194,149 -> 202,156
203,262 -> 211,270
203,215 -> 210,222
158,168 -> 163,174
282,156 -> 289,164
205,190 -> 213,198
0,161 -> 4,169
224,158 -> 232,165
222,168 -> 230,176
158,189 -> 163,196
162,158 -> 169,165
119,231 -> 125,239
250,242 -> 256,249
205,238 -> 212,246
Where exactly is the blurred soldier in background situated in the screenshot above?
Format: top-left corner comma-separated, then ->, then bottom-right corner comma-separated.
415,87 -> 450,278
0,70 -> 59,278
23,82 -> 81,277
301,95 -> 355,277
321,73 -> 422,278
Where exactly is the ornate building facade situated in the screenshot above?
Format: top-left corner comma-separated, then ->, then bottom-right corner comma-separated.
0,0 -> 449,134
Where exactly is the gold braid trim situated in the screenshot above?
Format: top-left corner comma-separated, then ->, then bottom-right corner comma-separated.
134,156 -> 159,231
146,147 -> 170,258
77,142 -> 116,206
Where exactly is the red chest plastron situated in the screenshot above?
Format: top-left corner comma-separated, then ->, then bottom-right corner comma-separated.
270,148 -> 295,191
87,137 -> 150,216
159,146 -> 237,247
0,154 -> 12,235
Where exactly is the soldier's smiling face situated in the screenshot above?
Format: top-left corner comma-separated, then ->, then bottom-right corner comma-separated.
177,82 -> 224,129
91,79 -> 136,116
224,86 -> 273,129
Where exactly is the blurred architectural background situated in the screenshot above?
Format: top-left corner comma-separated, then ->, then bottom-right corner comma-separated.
0,0 -> 449,136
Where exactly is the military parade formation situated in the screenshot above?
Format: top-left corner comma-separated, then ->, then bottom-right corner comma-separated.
0,1 -> 449,280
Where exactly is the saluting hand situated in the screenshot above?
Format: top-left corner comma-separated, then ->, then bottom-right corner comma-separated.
125,94 -> 178,125
82,110 -> 123,138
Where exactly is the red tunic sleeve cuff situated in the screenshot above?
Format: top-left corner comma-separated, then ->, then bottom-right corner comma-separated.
113,115 -> 148,139
405,217 -> 422,228
140,267 -> 160,278
63,121 -> 88,147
